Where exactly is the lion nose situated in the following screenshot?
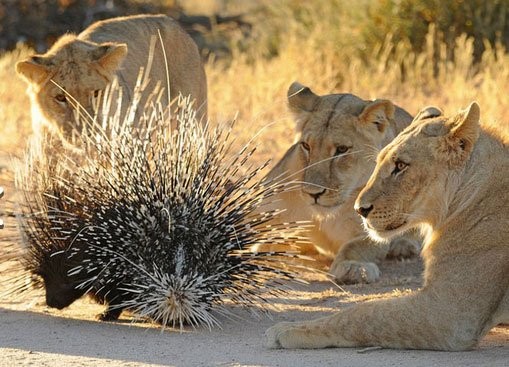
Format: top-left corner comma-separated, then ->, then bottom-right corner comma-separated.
308,189 -> 325,203
355,204 -> 374,218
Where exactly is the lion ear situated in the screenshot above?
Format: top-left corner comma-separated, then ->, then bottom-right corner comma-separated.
287,82 -> 320,113
16,56 -> 51,84
446,102 -> 480,156
359,99 -> 395,132
95,43 -> 128,74
414,106 -> 442,121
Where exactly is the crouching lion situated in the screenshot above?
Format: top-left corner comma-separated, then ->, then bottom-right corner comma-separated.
260,82 -> 419,283
16,14 -> 207,139
266,102 -> 508,350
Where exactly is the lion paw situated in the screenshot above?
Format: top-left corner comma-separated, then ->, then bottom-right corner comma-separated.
387,238 -> 419,259
329,260 -> 380,284
266,322 -> 287,349
265,322 -> 309,349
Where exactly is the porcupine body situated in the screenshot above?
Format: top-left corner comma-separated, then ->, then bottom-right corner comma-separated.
15,90 -> 309,327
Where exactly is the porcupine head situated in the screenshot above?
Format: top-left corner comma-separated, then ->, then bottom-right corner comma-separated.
33,244 -> 88,309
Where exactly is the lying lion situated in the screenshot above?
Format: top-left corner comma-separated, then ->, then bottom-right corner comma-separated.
266,102 -> 508,350
259,82 -> 419,283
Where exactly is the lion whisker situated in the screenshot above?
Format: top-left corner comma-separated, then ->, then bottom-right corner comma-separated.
288,181 -> 340,192
361,143 -> 382,161
267,150 -> 363,185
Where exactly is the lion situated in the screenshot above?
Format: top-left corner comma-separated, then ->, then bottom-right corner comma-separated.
16,14 -> 207,139
266,102 -> 509,351
261,82 -> 419,283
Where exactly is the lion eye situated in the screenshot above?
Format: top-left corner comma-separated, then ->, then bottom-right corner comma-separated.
334,145 -> 349,156
300,141 -> 310,152
55,94 -> 67,103
93,90 -> 101,98
392,160 -> 408,175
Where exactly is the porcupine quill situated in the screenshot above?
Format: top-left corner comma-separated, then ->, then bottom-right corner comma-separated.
12,76 -> 312,328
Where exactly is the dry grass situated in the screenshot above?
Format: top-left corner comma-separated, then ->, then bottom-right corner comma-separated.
0,45 -> 33,156
1,5 -> 509,166
206,27 -> 509,165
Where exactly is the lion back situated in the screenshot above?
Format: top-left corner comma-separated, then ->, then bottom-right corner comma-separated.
79,14 -> 207,119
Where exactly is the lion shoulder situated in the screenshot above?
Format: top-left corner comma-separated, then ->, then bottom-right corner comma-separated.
79,14 -> 207,110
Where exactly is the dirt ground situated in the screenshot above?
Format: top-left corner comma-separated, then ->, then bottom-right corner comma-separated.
0,152 -> 507,367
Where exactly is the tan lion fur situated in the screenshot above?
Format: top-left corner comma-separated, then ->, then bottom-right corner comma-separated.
16,14 -> 207,139
266,102 -> 509,351
259,82 -> 419,283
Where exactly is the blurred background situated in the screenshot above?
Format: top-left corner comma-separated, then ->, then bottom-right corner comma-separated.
1,0 -> 509,161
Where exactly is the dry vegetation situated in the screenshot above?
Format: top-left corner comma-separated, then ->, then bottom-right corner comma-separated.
1,1 -> 509,164
205,1 -> 509,164
0,45 -> 33,155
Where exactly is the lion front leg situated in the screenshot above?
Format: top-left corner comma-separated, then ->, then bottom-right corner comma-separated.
265,298 -> 409,349
266,317 -> 357,349
266,291 -> 478,351
329,234 -> 420,283
267,249 -> 507,351
329,237 -> 388,283
386,234 -> 420,259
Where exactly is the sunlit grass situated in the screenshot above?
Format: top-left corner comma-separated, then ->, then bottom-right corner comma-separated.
207,28 -> 509,166
0,45 -> 33,156
1,3 -> 508,165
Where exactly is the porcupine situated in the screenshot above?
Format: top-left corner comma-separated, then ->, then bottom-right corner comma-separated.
15,87 -> 311,327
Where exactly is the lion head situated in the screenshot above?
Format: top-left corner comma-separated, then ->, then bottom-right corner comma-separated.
355,102 -> 481,241
271,82 -> 412,217
16,35 -> 127,136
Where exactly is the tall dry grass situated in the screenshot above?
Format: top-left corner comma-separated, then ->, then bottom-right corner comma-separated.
0,45 -> 33,156
1,4 -> 509,167
206,23 -> 509,165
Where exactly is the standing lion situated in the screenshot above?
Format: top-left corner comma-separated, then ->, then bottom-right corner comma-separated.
16,14 -> 207,139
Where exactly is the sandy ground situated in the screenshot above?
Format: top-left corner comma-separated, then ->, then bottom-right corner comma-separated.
0,153 -> 508,367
